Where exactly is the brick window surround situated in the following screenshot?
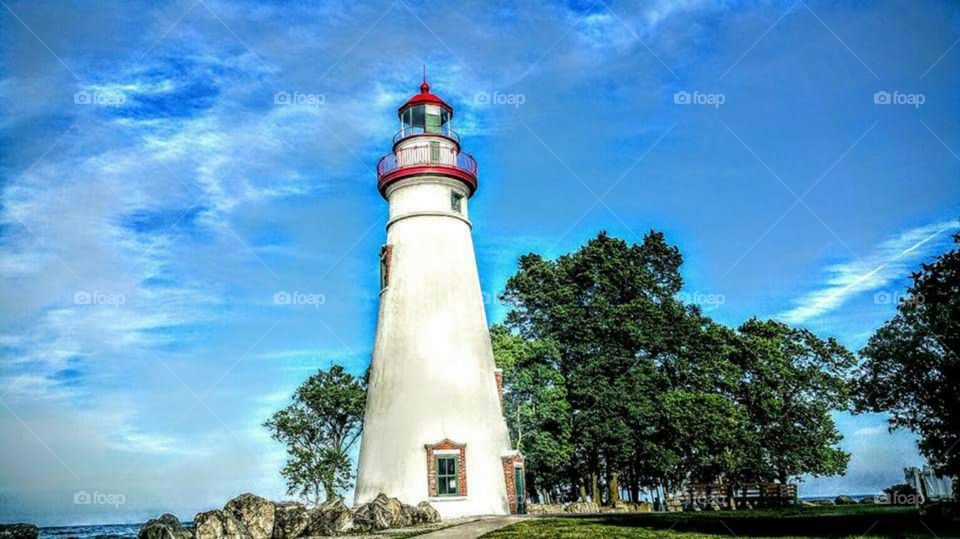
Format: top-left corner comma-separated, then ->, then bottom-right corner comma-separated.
501,452 -> 525,514
425,439 -> 467,497
379,245 -> 393,290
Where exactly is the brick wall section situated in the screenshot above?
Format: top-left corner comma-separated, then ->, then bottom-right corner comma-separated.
424,439 -> 467,497
494,369 -> 504,410
501,453 -> 525,514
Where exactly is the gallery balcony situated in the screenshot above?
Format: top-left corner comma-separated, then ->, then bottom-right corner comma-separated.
377,144 -> 478,196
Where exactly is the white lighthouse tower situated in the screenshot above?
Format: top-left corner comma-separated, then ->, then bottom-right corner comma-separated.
354,74 -> 524,518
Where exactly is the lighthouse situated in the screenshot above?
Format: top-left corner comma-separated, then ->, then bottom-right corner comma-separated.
354,74 -> 525,518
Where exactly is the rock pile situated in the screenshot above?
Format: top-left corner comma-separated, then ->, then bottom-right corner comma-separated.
140,513 -> 193,539
0,524 -> 39,539
526,501 -> 653,514
138,492 -> 440,539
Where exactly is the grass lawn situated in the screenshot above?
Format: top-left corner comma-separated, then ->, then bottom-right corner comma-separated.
483,505 -> 960,538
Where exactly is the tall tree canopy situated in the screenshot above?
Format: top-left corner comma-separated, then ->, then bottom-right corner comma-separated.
731,319 -> 855,484
496,231 -> 854,505
264,364 -> 366,505
501,231 -> 687,501
856,232 -> 960,478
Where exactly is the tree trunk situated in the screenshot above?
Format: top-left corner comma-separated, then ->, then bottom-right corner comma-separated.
591,472 -> 601,504
608,472 -> 621,504
579,481 -> 588,502
629,466 -> 640,504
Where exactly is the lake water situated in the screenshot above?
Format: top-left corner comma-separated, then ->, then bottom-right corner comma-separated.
39,523 -> 149,538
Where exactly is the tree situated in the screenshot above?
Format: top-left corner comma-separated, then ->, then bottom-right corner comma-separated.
497,230 -> 855,506
730,319 -> 854,484
502,231 -> 697,503
491,326 -> 574,503
264,364 -> 366,505
856,232 -> 960,479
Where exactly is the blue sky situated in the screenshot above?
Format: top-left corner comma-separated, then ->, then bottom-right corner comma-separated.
1,0 -> 958,527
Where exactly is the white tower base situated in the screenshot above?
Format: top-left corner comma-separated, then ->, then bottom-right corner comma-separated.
355,176 -> 513,518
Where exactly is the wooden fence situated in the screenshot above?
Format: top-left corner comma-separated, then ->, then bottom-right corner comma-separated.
682,483 -> 798,509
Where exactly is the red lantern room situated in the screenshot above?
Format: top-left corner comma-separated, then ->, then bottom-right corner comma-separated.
377,71 -> 478,198
396,79 -> 454,143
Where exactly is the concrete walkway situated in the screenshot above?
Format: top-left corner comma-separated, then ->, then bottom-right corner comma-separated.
417,516 -> 526,538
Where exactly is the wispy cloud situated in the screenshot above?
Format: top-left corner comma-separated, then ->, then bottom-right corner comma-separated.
853,425 -> 888,437
778,219 -> 959,324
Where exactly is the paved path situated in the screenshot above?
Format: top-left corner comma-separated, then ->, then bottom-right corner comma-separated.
417,516 -> 526,538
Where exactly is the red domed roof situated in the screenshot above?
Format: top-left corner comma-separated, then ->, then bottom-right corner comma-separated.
398,79 -> 453,116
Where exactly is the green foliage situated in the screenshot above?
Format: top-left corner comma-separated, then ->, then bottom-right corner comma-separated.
496,230 -> 854,503
730,319 -> 855,483
856,232 -> 960,478
491,325 -> 574,496
264,364 -> 366,505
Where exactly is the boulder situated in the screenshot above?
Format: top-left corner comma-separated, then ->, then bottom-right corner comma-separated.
139,513 -> 193,539
526,503 -> 564,515
835,495 -> 857,505
605,501 -> 651,513
413,501 -> 441,524
352,493 -> 408,532
305,497 -> 354,536
194,510 -> 250,539
564,501 -> 600,514
0,524 -> 39,539
605,501 -> 635,513
272,503 -> 310,539
224,494 -> 275,539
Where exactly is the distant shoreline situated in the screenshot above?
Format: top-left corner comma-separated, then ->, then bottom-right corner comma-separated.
23,493 -> 888,535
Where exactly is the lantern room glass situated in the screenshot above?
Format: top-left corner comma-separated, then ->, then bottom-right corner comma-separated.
400,104 -> 451,137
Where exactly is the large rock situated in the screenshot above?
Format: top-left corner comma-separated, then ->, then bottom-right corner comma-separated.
526,503 -> 564,515
272,503 -> 310,539
352,493 -> 408,532
0,524 -> 39,539
194,509 -> 250,539
413,501 -> 441,524
564,501 -> 600,514
305,497 -> 354,536
139,513 -> 193,539
224,494 -> 275,539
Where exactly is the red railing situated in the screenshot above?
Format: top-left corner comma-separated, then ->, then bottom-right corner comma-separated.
377,144 -> 477,180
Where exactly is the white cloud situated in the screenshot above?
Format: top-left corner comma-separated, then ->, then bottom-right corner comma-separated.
853,425 -> 888,437
778,219 -> 959,324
